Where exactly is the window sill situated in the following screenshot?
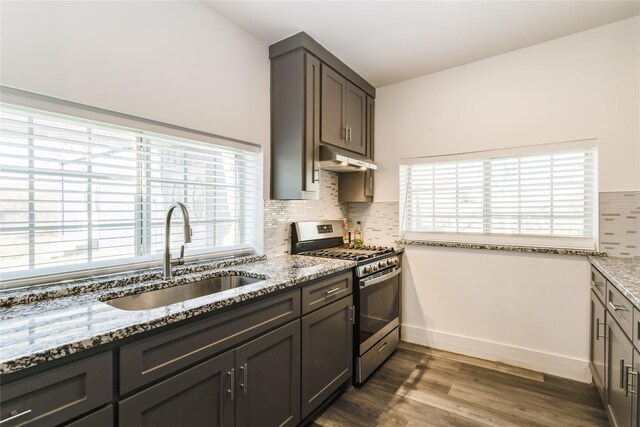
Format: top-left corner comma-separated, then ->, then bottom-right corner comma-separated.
396,239 -> 606,257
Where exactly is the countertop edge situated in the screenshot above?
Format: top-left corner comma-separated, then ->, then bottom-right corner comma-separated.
397,240 -> 604,257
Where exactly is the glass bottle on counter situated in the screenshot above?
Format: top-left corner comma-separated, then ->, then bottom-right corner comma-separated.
342,218 -> 350,246
354,221 -> 363,246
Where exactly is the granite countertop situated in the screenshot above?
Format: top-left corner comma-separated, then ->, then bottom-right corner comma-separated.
0,255 -> 355,375
589,256 -> 640,309
397,239 -> 604,256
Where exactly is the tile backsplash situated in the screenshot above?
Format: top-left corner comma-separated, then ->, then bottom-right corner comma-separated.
599,192 -> 640,257
265,178 -> 639,258
264,171 -> 347,255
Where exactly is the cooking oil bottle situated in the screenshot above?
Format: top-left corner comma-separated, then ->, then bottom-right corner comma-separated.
354,221 -> 363,246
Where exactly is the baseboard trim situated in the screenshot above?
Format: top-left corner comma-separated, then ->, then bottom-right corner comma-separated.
401,324 -> 591,383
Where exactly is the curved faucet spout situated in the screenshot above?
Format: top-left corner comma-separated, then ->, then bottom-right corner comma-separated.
163,202 -> 192,280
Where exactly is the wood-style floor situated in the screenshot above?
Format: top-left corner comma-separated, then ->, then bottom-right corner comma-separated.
312,342 -> 608,427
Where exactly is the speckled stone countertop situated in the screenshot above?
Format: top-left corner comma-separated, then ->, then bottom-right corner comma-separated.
0,255 -> 355,375
397,240 -> 604,256
589,256 -> 640,309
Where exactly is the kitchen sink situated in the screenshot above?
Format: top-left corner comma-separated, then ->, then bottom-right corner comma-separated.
104,275 -> 264,311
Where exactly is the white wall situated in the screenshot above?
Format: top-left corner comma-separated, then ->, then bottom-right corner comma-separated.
0,0 -> 271,195
378,17 -> 640,381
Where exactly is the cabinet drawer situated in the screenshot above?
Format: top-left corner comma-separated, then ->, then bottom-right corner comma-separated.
591,266 -> 607,302
0,352 -> 112,426
120,289 -> 300,394
608,284 -> 634,339
302,272 -> 352,315
66,405 -> 113,427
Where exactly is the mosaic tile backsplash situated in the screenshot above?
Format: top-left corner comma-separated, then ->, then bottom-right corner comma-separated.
599,192 -> 640,257
265,177 -> 639,257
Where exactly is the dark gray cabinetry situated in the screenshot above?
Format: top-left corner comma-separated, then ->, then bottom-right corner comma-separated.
364,95 -> 375,198
320,65 -> 348,149
236,320 -> 301,427
271,50 -> 321,200
119,289 -> 300,394
319,65 -> 366,155
302,271 -> 352,314
591,290 -> 606,401
606,315 -> 634,427
0,351 -> 112,426
66,406 -> 113,427
119,350 -> 235,427
590,264 -> 640,427
270,31 -> 376,200
301,296 -> 353,418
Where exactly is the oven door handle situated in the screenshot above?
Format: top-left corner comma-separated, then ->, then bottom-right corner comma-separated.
360,267 -> 401,288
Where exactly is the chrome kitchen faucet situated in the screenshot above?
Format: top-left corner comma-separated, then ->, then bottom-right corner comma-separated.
163,202 -> 192,280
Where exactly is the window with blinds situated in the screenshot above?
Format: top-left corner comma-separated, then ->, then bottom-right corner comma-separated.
400,141 -> 598,249
0,103 -> 260,286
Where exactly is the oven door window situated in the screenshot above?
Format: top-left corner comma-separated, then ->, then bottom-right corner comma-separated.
359,270 -> 400,347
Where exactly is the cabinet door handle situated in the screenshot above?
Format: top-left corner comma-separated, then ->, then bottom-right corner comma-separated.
625,365 -> 638,396
313,168 -> 320,182
348,126 -> 352,142
227,368 -> 235,400
343,126 -> 348,141
349,305 -> 355,324
611,303 -> 628,312
592,281 -> 604,288
0,409 -> 32,425
325,287 -> 341,296
620,359 -> 626,389
240,363 -> 248,394
378,342 -> 388,353
369,175 -> 373,190
596,318 -> 605,340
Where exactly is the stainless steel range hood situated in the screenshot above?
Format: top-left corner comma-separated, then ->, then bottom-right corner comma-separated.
319,144 -> 378,172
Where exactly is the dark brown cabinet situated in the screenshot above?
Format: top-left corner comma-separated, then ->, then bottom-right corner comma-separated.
270,31 -> 376,200
606,315 -> 634,427
0,351 -> 112,426
236,320 -> 301,427
301,296 -> 353,418
271,50 -> 321,200
119,350 -> 235,427
319,65 -> 366,155
590,290 -> 606,400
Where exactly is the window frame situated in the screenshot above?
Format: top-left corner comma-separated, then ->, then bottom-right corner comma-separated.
400,140 -> 598,250
0,87 -> 262,290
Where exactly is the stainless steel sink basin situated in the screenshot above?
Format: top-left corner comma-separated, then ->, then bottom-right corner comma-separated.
104,275 -> 263,311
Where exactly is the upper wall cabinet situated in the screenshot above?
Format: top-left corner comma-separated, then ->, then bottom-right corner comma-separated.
320,66 -> 367,155
270,32 -> 376,200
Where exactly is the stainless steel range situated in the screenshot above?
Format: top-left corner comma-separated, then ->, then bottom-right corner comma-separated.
291,220 -> 401,384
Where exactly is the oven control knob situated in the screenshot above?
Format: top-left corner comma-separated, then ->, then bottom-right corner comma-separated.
370,264 -> 378,273
378,261 -> 386,269
363,266 -> 371,275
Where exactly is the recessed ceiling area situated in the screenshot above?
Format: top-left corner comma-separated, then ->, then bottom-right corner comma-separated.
205,1 -> 640,87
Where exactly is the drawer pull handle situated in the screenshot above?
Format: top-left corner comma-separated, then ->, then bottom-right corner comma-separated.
625,365 -> 638,396
596,318 -> 605,340
240,363 -> 248,394
325,287 -> 341,296
227,368 -> 235,401
611,303 -> 628,312
378,342 -> 388,353
0,409 -> 32,425
592,281 -> 604,288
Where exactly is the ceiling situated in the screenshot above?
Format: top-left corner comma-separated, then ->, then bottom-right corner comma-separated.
205,1 -> 640,87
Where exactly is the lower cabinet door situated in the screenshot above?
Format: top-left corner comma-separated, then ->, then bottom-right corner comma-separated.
606,317 -> 634,427
66,405 -> 113,427
301,296 -> 353,418
119,350 -> 234,427
633,350 -> 640,427
590,291 -> 606,399
235,320 -> 301,427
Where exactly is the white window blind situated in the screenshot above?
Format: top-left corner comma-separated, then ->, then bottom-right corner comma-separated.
400,142 -> 598,249
0,103 -> 260,285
